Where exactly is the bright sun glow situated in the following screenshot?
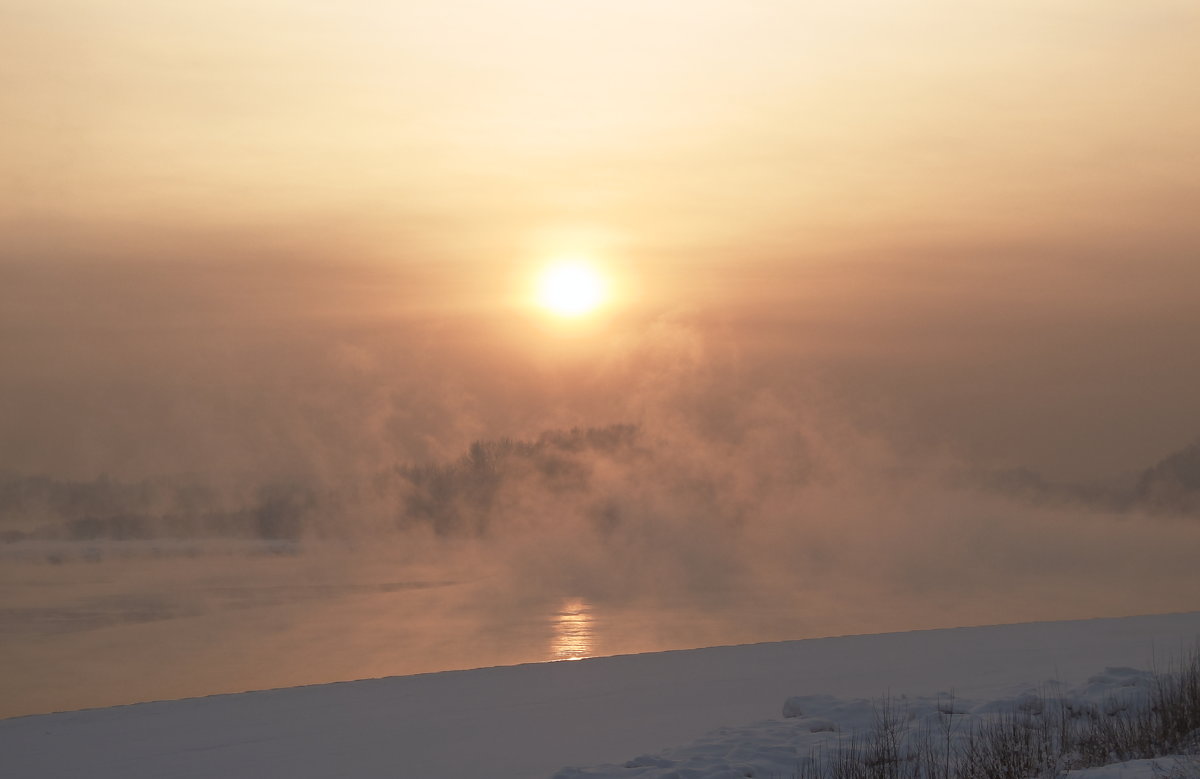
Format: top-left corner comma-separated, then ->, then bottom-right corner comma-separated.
536,260 -> 607,317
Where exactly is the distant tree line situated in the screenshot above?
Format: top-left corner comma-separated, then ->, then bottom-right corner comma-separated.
973,438 -> 1200,516
0,424 -> 642,543
381,423 -> 640,536
0,473 -> 316,543
2,426 -> 1196,545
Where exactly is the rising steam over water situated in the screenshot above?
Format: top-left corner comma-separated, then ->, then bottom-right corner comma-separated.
4,421 -> 1200,719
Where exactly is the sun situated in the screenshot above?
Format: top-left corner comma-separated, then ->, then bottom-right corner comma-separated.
536,260 -> 607,317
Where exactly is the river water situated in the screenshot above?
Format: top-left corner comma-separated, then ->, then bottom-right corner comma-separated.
0,543 -> 849,718
4,539 -> 1196,719
0,545 -> 775,717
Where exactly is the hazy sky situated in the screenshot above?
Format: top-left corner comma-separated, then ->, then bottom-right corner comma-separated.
3,0 -> 1199,480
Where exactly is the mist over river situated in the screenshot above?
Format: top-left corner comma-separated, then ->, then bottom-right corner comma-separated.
5,423 -> 1200,720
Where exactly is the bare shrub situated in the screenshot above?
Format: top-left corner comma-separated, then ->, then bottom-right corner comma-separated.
795,647 -> 1200,779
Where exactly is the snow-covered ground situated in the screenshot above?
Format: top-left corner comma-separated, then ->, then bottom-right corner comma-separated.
2,611 -> 1198,779
553,663 -> 1190,778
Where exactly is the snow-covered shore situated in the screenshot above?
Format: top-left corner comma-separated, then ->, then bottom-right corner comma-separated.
3,611 -> 1198,779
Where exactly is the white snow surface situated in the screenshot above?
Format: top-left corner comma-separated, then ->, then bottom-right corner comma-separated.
554,666 -> 1175,778
2,611 -> 1198,779
1071,757 -> 1200,779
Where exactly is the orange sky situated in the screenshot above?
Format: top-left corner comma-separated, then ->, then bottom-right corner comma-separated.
2,0 -> 1199,480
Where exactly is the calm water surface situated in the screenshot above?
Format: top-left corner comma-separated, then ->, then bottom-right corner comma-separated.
0,542 -> 1124,719
0,546 -> 831,718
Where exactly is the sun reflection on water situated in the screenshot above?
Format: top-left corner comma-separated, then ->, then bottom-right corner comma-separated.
551,598 -> 594,661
